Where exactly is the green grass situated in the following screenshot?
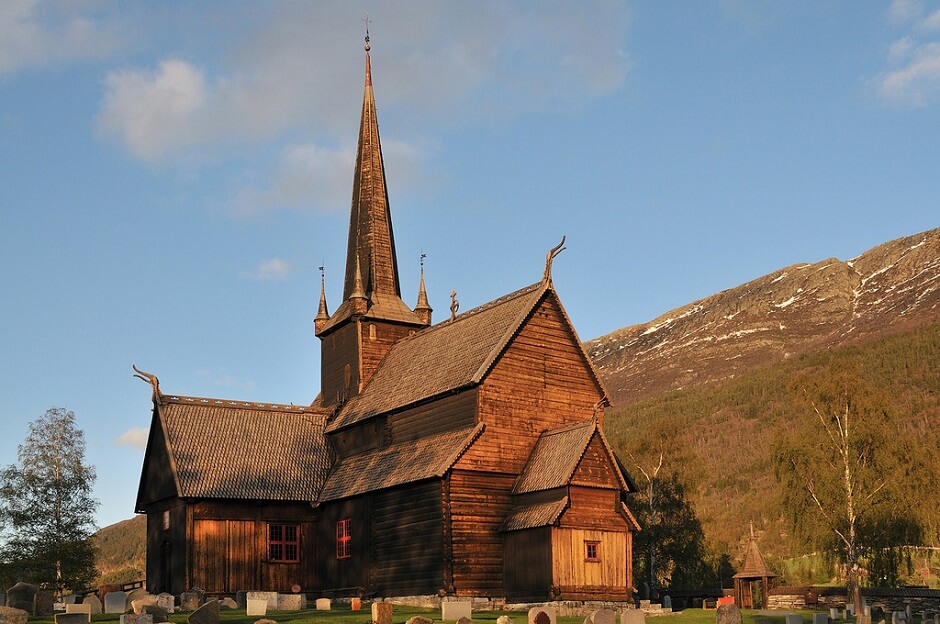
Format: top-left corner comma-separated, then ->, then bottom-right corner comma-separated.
26,607 -> 833,624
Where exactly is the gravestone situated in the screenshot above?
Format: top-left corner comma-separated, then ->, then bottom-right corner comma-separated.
0,606 -> 29,624
62,595 -> 80,605
906,608 -> 912,623
407,618 -> 434,624
142,605 -> 169,623
351,598 -> 361,611
120,614 -> 154,624
497,617 -> 514,624
856,616 -> 871,624
278,594 -> 304,611
584,610 -> 616,624
716,604 -> 743,624
372,602 -> 393,624
156,593 -> 174,613
34,590 -> 55,616
785,615 -> 803,624
456,617 -> 472,624
621,610 -> 646,624
246,600 -> 266,617
235,592 -> 247,609
219,598 -> 237,610
132,596 -> 159,614
443,601 -> 472,622
180,590 -> 203,612
864,608 -> 871,618
246,592 -> 278,611
55,614 -> 90,624
6,583 -> 39,614
832,610 -> 841,620
529,606 -> 557,624
814,614 -> 829,624
315,598 -> 331,611
872,609 -> 885,623
126,590 -> 149,606
105,592 -> 128,615
188,599 -> 219,624
255,620 -> 277,624
892,612 -> 904,624
65,604 -> 92,618
85,595 -> 102,615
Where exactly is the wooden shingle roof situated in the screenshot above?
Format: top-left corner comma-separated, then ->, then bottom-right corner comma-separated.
512,419 -> 632,495
501,488 -> 569,532
326,283 -> 546,432
319,423 -> 483,501
157,395 -> 333,501
733,535 -> 777,579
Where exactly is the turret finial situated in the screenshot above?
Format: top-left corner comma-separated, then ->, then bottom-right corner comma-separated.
363,13 -> 372,52
315,265 -> 330,329
450,289 -> 460,321
415,252 -> 432,325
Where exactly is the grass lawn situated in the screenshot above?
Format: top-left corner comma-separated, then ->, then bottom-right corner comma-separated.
27,607 -> 830,624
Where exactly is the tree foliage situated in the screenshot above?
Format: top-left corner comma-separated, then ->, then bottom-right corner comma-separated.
772,355 -> 923,600
0,407 -> 99,592
630,468 -> 724,592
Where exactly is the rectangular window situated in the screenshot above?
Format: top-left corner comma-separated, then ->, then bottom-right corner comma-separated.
336,519 -> 351,559
585,540 -> 601,562
268,524 -> 300,562
162,510 -> 170,531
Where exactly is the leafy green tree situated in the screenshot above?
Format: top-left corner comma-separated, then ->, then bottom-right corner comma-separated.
773,355 -> 921,611
631,460 -> 713,592
0,407 -> 99,593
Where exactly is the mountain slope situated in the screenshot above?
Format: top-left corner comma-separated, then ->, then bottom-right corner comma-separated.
93,514 -> 146,585
587,228 -> 940,407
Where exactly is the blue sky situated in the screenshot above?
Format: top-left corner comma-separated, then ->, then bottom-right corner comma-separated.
1,1 -> 938,529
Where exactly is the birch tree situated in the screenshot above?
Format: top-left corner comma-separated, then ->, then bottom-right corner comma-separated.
0,407 -> 99,593
773,355 -> 914,611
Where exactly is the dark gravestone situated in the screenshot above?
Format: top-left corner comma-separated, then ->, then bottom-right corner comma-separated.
5,583 -> 38,614
0,606 -> 29,624
407,618 -> 434,624
143,605 -> 169,623
55,614 -> 91,624
188,600 -> 219,624
716,604 -> 743,624
235,591 -> 247,610
872,608 -> 885,623
35,590 -> 56,616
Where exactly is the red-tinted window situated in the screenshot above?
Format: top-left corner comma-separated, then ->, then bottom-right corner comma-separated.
336,519 -> 351,559
162,510 -> 170,531
585,540 -> 601,562
269,524 -> 300,562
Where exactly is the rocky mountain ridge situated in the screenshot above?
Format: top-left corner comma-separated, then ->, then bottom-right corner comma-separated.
587,227 -> 940,406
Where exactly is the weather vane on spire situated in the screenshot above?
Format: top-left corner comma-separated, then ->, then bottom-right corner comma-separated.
363,13 -> 372,52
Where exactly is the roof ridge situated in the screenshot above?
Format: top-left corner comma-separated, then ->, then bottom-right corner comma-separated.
161,394 -> 328,415
540,418 -> 596,437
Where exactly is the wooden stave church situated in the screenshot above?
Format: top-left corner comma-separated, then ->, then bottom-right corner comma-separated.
135,40 -> 639,602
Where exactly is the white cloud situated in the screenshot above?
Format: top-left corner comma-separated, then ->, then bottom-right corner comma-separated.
114,427 -> 148,450
96,2 -> 630,163
0,0 -> 121,74
879,2 -> 940,106
239,258 -> 294,281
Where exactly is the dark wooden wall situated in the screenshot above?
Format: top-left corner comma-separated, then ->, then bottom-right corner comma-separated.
447,469 -> 514,596
387,389 -> 477,442
370,480 -> 444,595
138,416 -> 177,508
317,495 -> 371,593
503,526 -> 552,601
145,501 -> 187,595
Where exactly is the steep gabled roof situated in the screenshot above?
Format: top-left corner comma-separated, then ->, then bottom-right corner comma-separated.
319,423 -> 483,501
501,488 -> 569,532
141,395 -> 333,503
326,282 -> 546,432
512,419 -> 632,495
734,533 -> 777,579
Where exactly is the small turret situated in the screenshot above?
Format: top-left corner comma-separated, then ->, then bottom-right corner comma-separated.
415,257 -> 432,325
349,254 -> 368,316
314,269 -> 330,334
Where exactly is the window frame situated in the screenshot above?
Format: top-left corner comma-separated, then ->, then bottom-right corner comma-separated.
336,518 -> 352,560
585,540 -> 601,562
268,523 -> 300,563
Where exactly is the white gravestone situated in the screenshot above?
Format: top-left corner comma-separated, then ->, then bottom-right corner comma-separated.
443,602 -> 472,622
246,599 -> 267,617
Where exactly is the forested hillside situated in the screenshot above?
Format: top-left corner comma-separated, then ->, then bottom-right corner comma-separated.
93,514 -> 146,585
605,323 -> 940,572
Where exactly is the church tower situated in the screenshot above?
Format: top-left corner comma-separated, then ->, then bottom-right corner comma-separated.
316,34 -> 431,407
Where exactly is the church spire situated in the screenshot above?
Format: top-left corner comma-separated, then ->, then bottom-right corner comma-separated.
415,254 -> 432,325
343,31 -> 401,302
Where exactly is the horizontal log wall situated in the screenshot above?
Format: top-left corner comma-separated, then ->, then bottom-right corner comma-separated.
561,486 -> 630,531
370,480 -> 444,595
388,389 -> 477,442
360,320 -> 416,390
459,295 -> 604,475
448,469 -> 514,596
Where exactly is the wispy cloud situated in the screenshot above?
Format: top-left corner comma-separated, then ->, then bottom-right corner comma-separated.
879,0 -> 940,106
95,3 -> 630,163
0,0 -> 122,74
239,258 -> 294,281
114,427 -> 148,450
